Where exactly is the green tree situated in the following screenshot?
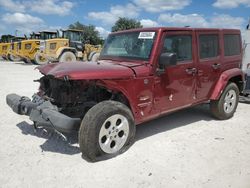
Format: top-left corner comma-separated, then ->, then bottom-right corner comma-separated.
111,17 -> 143,32
69,21 -> 103,45
0,35 -> 14,43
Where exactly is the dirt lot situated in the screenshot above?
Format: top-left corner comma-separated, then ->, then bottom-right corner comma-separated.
0,60 -> 250,188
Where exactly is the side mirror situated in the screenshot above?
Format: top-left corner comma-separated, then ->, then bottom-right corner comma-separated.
159,52 -> 177,69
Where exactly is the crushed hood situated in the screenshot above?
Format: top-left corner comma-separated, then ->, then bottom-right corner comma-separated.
37,61 -> 138,80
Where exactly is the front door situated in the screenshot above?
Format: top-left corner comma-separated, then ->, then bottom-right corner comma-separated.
154,31 -> 198,113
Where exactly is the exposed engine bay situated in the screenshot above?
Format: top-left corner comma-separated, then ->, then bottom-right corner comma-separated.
37,76 -> 114,118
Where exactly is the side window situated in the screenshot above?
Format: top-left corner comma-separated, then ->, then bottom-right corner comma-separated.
199,35 -> 219,59
162,35 -> 192,62
224,34 -> 241,56
25,43 -> 31,50
50,43 -> 57,50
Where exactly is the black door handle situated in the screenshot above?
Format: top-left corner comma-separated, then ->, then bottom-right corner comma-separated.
212,63 -> 221,70
185,68 -> 197,75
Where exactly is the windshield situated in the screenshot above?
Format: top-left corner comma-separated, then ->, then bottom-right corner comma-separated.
40,32 -> 57,40
63,31 -> 82,41
100,31 -> 156,61
30,34 -> 40,39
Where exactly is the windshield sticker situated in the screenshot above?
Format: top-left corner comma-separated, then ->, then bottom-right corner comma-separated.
138,32 -> 155,39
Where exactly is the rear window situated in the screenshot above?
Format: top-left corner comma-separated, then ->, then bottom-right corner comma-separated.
199,35 -> 219,59
224,34 -> 241,56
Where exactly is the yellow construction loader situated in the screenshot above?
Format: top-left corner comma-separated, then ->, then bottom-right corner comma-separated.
17,31 -> 58,64
0,42 -> 11,60
35,29 -> 102,65
7,36 -> 25,61
0,43 -> 4,59
0,35 -> 16,60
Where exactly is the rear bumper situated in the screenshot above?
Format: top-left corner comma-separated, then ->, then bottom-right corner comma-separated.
6,94 -> 81,133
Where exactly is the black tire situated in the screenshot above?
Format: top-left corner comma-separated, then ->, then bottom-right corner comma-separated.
87,51 -> 96,61
210,82 -> 239,120
59,51 -> 76,62
90,52 -> 100,62
79,100 -> 136,162
9,54 -> 22,62
33,52 -> 49,65
7,54 -> 13,61
6,54 -> 12,61
30,60 -> 37,65
23,59 -> 30,64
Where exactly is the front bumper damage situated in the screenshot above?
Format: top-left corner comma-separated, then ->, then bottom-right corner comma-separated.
6,94 -> 81,133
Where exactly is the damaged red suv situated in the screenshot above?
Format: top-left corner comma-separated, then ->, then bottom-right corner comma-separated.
7,27 -> 244,161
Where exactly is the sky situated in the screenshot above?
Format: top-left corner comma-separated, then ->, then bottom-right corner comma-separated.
0,0 -> 249,38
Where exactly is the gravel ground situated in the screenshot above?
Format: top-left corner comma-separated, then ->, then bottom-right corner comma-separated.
0,60 -> 250,188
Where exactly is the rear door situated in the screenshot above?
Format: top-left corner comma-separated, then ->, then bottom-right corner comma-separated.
196,30 -> 222,100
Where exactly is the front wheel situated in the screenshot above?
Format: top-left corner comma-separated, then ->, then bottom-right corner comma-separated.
33,52 -> 49,65
59,51 -> 76,62
79,101 -> 136,161
210,82 -> 239,120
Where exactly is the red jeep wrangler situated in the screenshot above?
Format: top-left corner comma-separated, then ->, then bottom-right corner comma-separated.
7,27 -> 244,161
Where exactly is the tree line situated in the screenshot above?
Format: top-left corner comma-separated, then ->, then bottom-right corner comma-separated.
1,17 -> 143,44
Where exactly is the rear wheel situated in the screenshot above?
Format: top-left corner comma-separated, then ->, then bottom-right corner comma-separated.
22,59 -> 30,64
59,51 -> 76,62
33,52 -> 49,65
9,54 -> 21,62
6,55 -> 12,61
79,101 -> 136,161
7,54 -> 13,61
210,82 -> 239,120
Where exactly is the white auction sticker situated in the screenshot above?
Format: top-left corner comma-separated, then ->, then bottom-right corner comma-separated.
138,32 -> 155,39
